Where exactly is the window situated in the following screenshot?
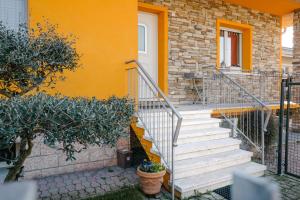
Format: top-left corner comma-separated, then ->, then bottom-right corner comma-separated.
220,28 -> 242,68
138,24 -> 147,53
0,0 -> 27,30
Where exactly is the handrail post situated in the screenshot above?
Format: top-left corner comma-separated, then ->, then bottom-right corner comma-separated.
284,76 -> 291,174
278,77 -> 287,175
171,111 -> 175,200
126,60 -> 181,200
261,109 -> 265,165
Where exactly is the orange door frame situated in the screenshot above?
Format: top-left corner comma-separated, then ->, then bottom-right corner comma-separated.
138,3 -> 169,95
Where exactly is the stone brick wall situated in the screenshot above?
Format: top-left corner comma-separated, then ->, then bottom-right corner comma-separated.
23,137 -> 129,179
291,9 -> 300,132
293,9 -> 300,73
139,0 -> 281,104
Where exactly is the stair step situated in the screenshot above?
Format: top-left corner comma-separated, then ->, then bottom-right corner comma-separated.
175,138 -> 241,160
137,118 -> 221,130
176,138 -> 240,154
147,138 -> 241,158
179,127 -> 231,138
177,127 -> 231,144
175,150 -> 252,179
180,119 -> 221,130
182,118 -> 221,125
181,114 -> 212,120
135,110 -> 213,122
143,127 -> 231,144
175,162 -> 266,199
178,109 -> 212,115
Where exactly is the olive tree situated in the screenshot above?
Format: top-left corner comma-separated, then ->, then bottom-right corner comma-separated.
0,94 -> 134,182
0,23 -> 134,182
0,22 -> 80,98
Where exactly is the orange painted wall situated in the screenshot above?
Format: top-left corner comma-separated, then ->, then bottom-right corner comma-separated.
28,0 -> 138,99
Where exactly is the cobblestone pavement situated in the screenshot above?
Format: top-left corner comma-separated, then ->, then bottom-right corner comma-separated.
36,166 -> 138,200
266,171 -> 300,200
36,168 -> 300,200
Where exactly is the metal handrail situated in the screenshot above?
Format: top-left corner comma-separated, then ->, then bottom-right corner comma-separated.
219,71 -> 269,108
202,70 -> 274,164
126,60 -> 182,200
219,70 -> 272,130
125,60 -> 183,145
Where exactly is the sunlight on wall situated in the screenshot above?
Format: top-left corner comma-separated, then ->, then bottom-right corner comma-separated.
282,27 -> 294,48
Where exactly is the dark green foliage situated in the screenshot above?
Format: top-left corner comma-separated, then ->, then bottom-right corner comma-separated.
139,160 -> 165,173
0,22 -> 80,98
0,93 -> 134,161
83,187 -> 144,200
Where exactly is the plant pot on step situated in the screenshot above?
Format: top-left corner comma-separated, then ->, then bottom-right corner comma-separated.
137,161 -> 166,195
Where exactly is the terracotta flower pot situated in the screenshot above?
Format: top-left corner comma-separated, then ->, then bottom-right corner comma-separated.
137,167 -> 166,195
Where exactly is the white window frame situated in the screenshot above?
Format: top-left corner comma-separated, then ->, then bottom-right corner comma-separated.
138,23 -> 147,54
220,27 -> 243,68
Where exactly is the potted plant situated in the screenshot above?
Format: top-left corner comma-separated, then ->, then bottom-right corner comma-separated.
137,160 -> 166,195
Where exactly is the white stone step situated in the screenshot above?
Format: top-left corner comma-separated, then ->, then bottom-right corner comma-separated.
178,109 -> 212,115
180,119 -> 221,130
182,118 -> 221,126
175,138 -> 241,160
174,150 -> 252,179
180,110 -> 212,119
177,127 -> 231,144
175,162 -> 266,199
137,118 -> 221,130
147,138 -> 241,161
138,109 -> 212,120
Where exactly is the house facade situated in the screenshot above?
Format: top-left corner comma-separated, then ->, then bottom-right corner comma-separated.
1,0 -> 300,198
24,0 -> 296,102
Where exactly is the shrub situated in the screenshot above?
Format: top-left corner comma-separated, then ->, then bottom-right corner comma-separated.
139,160 -> 165,173
0,93 -> 134,182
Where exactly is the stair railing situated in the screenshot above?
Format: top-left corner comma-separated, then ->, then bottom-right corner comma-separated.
202,70 -> 272,164
126,60 -> 182,200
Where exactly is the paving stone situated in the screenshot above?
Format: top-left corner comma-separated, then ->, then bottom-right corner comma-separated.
85,187 -> 96,194
68,191 -> 79,198
36,166 -> 138,200
35,167 -> 300,200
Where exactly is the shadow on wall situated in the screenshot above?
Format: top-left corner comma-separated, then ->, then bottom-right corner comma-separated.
130,127 -> 148,167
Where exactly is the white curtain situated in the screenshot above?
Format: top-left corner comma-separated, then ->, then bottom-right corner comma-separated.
0,0 -> 27,30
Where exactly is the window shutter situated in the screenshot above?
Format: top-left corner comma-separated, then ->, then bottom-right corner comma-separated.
0,0 -> 27,30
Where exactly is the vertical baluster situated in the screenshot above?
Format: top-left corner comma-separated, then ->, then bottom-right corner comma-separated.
171,111 -> 175,200
261,109 -> 265,164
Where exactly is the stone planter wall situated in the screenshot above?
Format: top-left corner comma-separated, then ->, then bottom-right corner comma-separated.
23,137 -> 129,179
139,0 -> 281,104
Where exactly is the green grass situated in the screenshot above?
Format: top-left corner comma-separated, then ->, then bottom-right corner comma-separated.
83,187 -> 144,200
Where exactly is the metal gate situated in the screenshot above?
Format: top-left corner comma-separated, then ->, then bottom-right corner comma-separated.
278,75 -> 300,178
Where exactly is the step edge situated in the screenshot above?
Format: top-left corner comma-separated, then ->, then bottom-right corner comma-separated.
175,151 -> 253,170
176,163 -> 266,192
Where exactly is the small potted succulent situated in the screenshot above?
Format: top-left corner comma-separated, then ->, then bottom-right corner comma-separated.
137,160 -> 166,195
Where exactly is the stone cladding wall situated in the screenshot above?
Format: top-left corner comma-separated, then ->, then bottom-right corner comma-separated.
140,0 -> 281,104
292,9 -> 300,132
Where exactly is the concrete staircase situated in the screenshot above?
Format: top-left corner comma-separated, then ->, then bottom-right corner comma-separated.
135,109 -> 266,199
